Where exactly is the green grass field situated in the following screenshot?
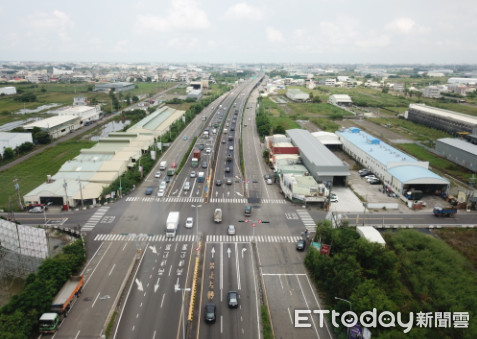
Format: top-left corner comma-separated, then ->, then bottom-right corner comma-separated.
0,140 -> 94,211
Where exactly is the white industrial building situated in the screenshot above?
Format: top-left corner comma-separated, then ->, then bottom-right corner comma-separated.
0,86 -> 17,95
328,94 -> 353,106
23,115 -> 81,139
356,226 -> 386,247
55,105 -> 101,125
448,78 -> 477,85
336,127 -> 449,198
286,88 -> 309,102
0,132 -> 33,156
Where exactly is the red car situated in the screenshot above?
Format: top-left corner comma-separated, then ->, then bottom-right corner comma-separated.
171,162 -> 177,168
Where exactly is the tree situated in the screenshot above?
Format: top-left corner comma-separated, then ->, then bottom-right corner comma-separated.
16,142 -> 34,154
34,130 -> 51,144
2,147 -> 14,160
132,95 -> 139,103
274,124 -> 286,134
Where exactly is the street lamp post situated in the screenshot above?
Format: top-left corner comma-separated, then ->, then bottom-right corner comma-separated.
174,284 -> 191,339
335,297 -> 352,337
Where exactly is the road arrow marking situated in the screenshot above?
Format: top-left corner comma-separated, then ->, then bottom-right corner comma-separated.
154,278 -> 160,293
211,247 -> 215,259
227,247 -> 231,258
235,192 -> 243,196
135,279 -> 144,292
149,245 -> 157,254
215,191 -> 218,197
242,247 -> 247,259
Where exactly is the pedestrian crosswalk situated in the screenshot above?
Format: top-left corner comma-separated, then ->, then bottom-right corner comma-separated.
92,233 -> 301,243
81,207 -> 110,232
124,196 -> 288,204
296,209 -> 316,231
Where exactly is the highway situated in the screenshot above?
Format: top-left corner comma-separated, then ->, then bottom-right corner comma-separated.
25,74 -> 476,339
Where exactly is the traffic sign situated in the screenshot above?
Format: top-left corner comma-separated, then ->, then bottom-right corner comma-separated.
252,223 -> 256,227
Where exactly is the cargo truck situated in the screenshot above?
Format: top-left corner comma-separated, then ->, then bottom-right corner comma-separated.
159,161 -> 167,170
198,172 -> 205,183
433,206 -> 458,217
192,149 -> 201,167
166,211 -> 180,237
39,275 -> 84,333
214,208 -> 222,223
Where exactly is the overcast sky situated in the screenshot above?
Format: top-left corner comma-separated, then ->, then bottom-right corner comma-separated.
1,0 -> 476,64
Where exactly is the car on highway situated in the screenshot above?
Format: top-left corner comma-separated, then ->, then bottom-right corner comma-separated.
190,171 -> 196,178
160,182 -> 167,190
201,161 -> 208,169
227,291 -> 239,308
222,139 -> 226,144
155,171 -> 161,178
230,127 -> 235,131
226,178 -> 233,185
171,162 -> 177,168
225,167 -> 231,173
206,148 -> 211,154
227,225 -> 236,236
296,239 -> 306,251
229,145 -> 234,151
157,189 -> 165,197
145,187 -> 153,195
164,176 -> 170,183
205,303 -> 216,323
198,144 -> 205,150
215,179 -> 222,186
185,217 -> 193,228
183,136 -> 188,140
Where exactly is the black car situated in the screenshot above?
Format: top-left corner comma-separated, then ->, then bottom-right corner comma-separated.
225,167 -> 231,173
216,179 -> 222,186
202,161 -> 208,169
296,239 -> 305,251
227,291 -> 239,308
359,170 -> 372,177
230,127 -> 235,131
198,144 -> 205,150
205,303 -> 216,323
164,176 -> 170,183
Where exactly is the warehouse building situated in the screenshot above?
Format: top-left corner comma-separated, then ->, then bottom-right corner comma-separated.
0,132 -> 33,156
23,115 -> 81,139
405,103 -> 477,135
94,82 -> 135,92
0,86 -> 17,95
336,127 -> 449,198
127,106 -> 185,138
328,94 -> 352,106
286,129 -> 350,186
435,138 -> 477,172
55,104 -> 101,125
286,88 -> 309,102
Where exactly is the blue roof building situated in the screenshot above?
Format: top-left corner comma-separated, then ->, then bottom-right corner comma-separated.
336,127 -> 449,197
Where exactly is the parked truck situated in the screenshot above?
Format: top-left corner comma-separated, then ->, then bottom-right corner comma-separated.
214,208 -> 222,223
433,206 -> 458,217
39,275 -> 85,333
166,211 -> 180,237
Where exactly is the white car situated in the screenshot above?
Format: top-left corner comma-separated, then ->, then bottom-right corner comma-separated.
157,189 -> 165,197
229,145 -> 234,151
185,217 -> 193,228
190,171 -> 196,178
155,171 -> 161,178
206,148 -> 211,154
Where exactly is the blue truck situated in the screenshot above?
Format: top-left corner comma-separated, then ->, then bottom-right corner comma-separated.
433,206 -> 458,217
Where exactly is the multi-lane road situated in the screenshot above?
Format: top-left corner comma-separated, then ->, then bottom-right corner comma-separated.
14,75 -> 475,339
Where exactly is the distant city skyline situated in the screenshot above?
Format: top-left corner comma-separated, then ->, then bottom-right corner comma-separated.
1,0 -> 476,64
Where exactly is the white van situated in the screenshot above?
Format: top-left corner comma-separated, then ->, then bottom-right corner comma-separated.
159,161 -> 167,170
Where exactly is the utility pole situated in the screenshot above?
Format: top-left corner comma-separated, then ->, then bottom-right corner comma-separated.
77,178 -> 84,209
13,178 -> 23,210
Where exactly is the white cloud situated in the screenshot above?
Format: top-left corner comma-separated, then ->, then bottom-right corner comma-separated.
385,17 -> 429,34
293,29 -> 308,39
224,3 -> 263,20
319,17 -> 359,45
135,0 -> 210,33
355,34 -> 390,48
168,37 -> 199,48
24,10 -> 74,42
266,27 -> 283,42
114,40 -> 129,52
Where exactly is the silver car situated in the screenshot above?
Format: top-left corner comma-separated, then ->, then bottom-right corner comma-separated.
227,225 -> 236,235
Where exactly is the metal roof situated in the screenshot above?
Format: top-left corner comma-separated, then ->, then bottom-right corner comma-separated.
387,165 -> 449,184
409,104 -> 477,126
286,129 -> 349,169
436,138 -> 477,156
